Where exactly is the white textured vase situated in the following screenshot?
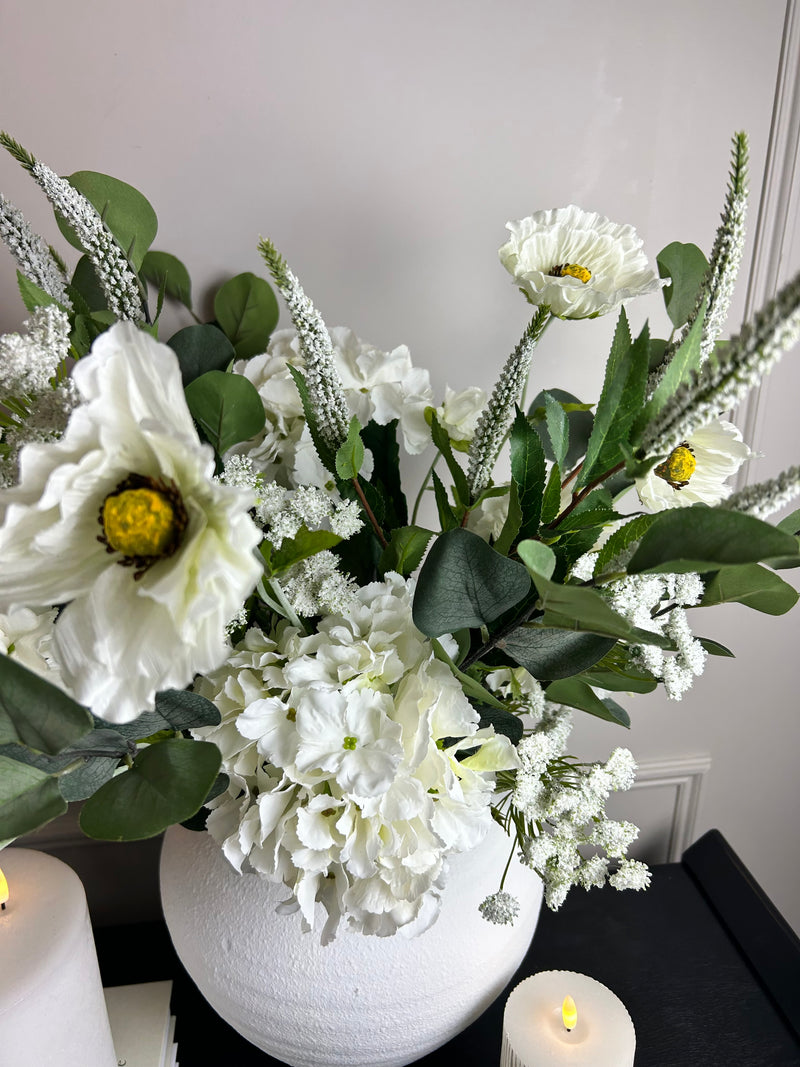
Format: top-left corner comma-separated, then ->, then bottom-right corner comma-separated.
160,822 -> 543,1067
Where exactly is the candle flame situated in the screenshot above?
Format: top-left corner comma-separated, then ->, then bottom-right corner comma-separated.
562,994 -> 577,1031
0,867 -> 7,910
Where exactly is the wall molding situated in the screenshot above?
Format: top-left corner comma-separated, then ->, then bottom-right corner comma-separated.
736,0 -> 800,478
629,755 -> 712,862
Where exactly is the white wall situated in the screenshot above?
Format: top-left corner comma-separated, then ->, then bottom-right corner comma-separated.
3,1 -> 799,930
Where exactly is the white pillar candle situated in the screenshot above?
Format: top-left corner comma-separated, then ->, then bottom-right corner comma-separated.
0,847 -> 118,1067
500,970 -> 636,1067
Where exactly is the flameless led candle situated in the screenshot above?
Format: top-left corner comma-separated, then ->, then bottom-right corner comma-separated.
0,848 -> 117,1067
500,970 -> 635,1067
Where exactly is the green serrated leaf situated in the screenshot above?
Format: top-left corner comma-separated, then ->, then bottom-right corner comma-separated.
79,738 -> 221,841
430,411 -> 469,508
579,314 -> 649,487
0,654 -> 93,754
699,564 -> 799,615
55,171 -> 158,270
529,388 -> 594,472
335,417 -> 365,480
510,407 -> 546,541
628,507 -> 800,574
542,391 -> 569,473
657,241 -> 709,328
16,271 -> 60,314
413,528 -> 531,637
540,462 -> 562,525
379,525 -> 434,577
213,272 -> 279,359
184,369 -> 265,455
594,514 -> 657,578
432,468 -> 460,531
287,365 -> 338,476
141,250 -> 193,309
632,301 -> 707,445
494,482 -> 522,557
271,526 -> 343,574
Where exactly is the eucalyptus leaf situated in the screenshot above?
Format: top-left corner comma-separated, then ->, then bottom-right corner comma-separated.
58,756 -> 120,802
698,637 -> 735,657
474,704 -> 524,745
627,507 -> 800,574
657,241 -> 709,328
55,170 -> 158,270
213,272 -> 279,358
0,753 -> 67,839
545,678 -> 631,727
79,738 -> 221,841
154,689 -> 222,731
516,540 -> 556,580
0,654 -> 93,754
499,627 -> 616,680
168,324 -> 235,387
699,564 -> 799,615
413,528 -> 531,637
70,255 -> 109,311
184,369 -> 266,455
141,250 -> 193,309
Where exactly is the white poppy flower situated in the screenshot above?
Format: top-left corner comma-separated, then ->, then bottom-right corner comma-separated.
636,418 -> 753,510
0,322 -> 262,723
499,205 -> 664,319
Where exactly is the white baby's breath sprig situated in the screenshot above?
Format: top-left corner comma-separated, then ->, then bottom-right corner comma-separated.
258,238 -> 350,452
0,133 -> 145,323
467,306 -> 550,498
0,194 -> 72,308
722,465 -> 800,520
640,268 -> 800,458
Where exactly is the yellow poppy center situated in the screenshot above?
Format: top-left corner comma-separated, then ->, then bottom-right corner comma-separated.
102,488 -> 177,557
549,263 -> 592,284
655,444 -> 697,489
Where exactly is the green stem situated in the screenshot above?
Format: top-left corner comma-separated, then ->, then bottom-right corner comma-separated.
546,460 -> 626,530
260,575 -> 306,631
411,454 -> 440,525
352,476 -> 388,548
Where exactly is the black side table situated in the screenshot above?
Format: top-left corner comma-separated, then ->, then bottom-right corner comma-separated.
95,830 -> 800,1067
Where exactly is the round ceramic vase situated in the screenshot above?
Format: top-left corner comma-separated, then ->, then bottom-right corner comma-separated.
160,822 -> 543,1067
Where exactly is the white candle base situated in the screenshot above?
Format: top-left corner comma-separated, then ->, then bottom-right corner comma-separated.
0,848 -> 117,1067
501,970 -> 635,1067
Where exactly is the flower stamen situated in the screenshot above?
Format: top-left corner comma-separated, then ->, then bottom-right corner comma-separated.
549,263 -> 592,284
98,474 -> 187,576
654,443 -> 696,489
342,735 -> 358,750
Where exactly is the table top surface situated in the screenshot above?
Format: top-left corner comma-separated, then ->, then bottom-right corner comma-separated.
94,831 -> 800,1067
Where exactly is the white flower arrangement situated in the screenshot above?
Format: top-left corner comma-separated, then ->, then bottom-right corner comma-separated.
1,130 -> 799,938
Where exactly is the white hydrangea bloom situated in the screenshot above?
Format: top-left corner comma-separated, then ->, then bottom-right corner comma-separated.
193,573 -> 518,940
233,327 -> 435,487
499,206 -> 664,319
435,385 -> 487,445
0,323 -> 262,723
637,418 -> 753,511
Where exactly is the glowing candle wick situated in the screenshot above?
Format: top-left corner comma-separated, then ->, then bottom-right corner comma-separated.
0,867 -> 8,911
562,994 -> 577,1031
